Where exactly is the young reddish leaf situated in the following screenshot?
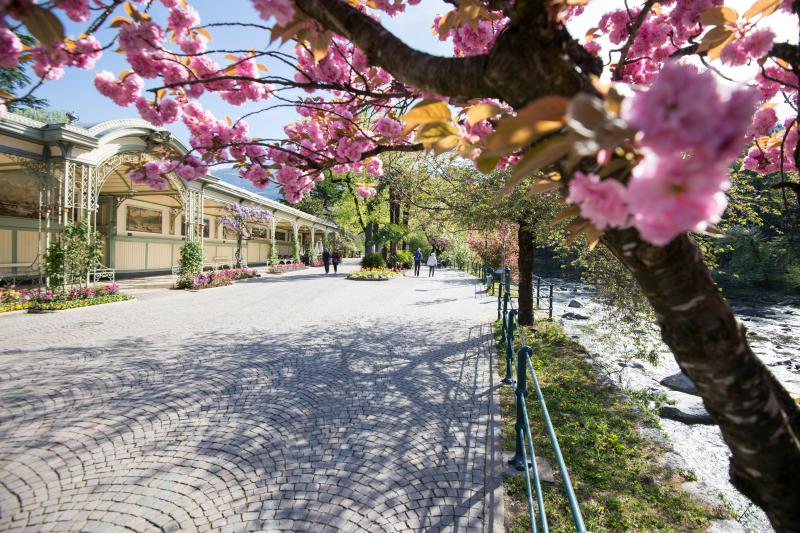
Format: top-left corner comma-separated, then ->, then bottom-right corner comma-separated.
527,179 -> 563,196
110,16 -> 132,28
401,100 -> 453,134
699,6 -> 739,26
509,134 -> 571,184
196,27 -> 212,40
481,95 -> 568,157
744,0 -> 781,19
19,5 -> 65,50
476,155 -> 500,174
466,103 -> 505,126
550,205 -> 581,227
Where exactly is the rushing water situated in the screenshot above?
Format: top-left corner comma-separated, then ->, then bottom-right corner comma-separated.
539,280 -> 800,532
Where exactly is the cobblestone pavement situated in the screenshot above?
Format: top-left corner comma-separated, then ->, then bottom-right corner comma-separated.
0,261 -> 500,532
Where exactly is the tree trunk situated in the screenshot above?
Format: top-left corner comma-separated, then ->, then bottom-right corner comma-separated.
603,229 -> 800,530
364,221 -> 377,255
402,199 -> 410,251
235,235 -> 243,268
517,220 -> 535,326
389,185 -> 400,258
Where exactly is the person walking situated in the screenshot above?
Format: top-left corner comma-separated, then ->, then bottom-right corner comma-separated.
322,249 -> 331,274
413,248 -> 422,277
331,250 -> 340,273
427,252 -> 437,277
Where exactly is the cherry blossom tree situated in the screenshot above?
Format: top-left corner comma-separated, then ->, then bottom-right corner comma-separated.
2,0 -> 800,526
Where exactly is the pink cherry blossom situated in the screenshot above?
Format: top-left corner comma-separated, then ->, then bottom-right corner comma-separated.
56,0 -> 90,22
627,150 -> 729,245
357,186 -> 377,199
373,117 -> 403,138
567,172 -> 629,230
748,106 -> 778,139
0,27 -> 22,68
252,0 -> 295,26
135,97 -> 182,126
94,71 -> 143,107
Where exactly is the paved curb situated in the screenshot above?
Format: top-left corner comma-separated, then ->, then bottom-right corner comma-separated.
485,322 -> 506,533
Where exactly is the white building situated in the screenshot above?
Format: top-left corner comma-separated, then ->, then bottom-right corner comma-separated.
0,113 -> 338,280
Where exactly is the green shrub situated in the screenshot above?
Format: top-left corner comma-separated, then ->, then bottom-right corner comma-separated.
178,240 -> 203,279
786,263 -> 800,291
361,252 -> 384,268
390,250 -> 413,268
44,241 -> 66,288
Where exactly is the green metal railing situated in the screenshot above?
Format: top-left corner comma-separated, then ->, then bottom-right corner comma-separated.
495,266 -> 587,533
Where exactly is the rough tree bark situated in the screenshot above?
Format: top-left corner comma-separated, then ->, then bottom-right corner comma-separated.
295,1 -> 800,526
603,229 -> 800,531
517,219 -> 535,326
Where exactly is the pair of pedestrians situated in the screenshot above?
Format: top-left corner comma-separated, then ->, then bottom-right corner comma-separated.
413,249 -> 437,277
321,250 -> 340,273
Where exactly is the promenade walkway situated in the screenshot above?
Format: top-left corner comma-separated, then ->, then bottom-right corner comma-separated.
0,261 -> 501,532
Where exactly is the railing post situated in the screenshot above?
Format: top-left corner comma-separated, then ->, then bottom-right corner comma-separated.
502,309 -> 516,385
510,345 -> 532,470
549,284 -> 554,320
536,276 -> 541,308
497,269 -> 503,320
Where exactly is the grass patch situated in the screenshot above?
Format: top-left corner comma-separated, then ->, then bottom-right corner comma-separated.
29,293 -> 134,311
496,320 -> 724,532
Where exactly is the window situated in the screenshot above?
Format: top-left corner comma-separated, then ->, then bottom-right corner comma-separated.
275,230 -> 287,241
203,218 -> 210,239
251,226 -> 268,239
126,205 -> 163,234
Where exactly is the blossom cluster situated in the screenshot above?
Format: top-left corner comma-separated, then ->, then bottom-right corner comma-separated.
568,62 -> 758,246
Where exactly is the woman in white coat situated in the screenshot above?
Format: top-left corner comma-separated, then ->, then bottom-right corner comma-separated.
426,252 -> 437,277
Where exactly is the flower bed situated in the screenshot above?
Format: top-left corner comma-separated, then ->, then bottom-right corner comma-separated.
268,262 -> 306,274
0,287 -> 35,313
176,268 -> 258,290
25,283 -> 134,312
346,268 -> 400,281
310,261 -> 323,267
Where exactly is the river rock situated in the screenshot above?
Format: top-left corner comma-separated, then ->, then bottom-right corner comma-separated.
659,400 -> 715,425
659,451 -> 689,472
568,299 -> 583,308
562,312 -> 589,320
707,519 -> 747,533
660,372 -> 699,396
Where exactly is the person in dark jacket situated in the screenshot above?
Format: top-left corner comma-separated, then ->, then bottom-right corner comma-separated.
413,248 -> 422,276
331,250 -> 341,273
322,249 -> 331,273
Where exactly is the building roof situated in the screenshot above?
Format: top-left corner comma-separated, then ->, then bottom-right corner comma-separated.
0,113 -> 337,230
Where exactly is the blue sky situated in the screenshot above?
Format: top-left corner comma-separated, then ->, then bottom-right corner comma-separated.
35,1 -> 452,144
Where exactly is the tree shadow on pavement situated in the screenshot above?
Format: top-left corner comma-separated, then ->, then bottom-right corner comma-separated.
0,320 -> 498,532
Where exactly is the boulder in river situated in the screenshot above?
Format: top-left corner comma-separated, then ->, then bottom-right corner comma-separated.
660,372 -> 699,396
568,299 -> 583,308
659,402 -> 715,425
562,312 -> 589,320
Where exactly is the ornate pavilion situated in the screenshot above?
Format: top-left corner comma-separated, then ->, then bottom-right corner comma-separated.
0,113 -> 339,281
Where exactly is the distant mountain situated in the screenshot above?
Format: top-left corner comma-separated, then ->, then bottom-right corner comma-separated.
213,167 -> 283,201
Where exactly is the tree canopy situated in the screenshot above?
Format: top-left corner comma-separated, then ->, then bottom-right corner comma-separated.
1,0 -> 799,527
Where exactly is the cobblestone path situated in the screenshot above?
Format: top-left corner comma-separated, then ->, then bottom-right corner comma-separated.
0,262 -> 500,532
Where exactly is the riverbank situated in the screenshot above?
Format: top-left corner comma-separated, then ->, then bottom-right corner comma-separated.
495,321 -> 727,532
544,279 -> 800,531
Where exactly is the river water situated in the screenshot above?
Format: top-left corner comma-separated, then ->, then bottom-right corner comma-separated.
540,280 -> 800,532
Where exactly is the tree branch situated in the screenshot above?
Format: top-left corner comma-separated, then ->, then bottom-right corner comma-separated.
293,0 -> 497,100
